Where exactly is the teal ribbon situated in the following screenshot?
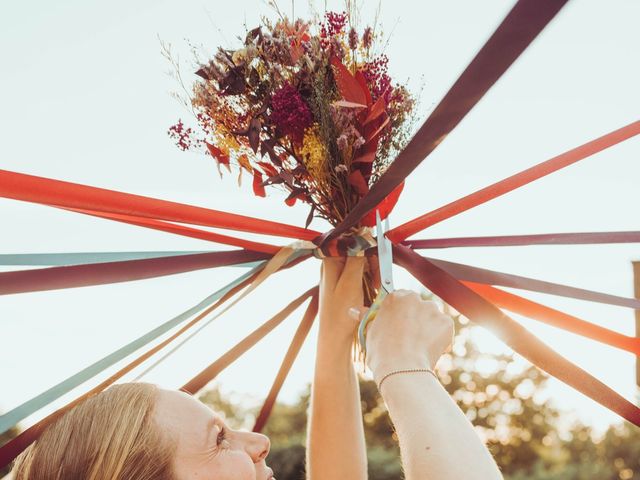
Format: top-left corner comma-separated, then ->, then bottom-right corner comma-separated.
134,247 -> 311,379
0,251 -> 214,266
0,261 -> 265,435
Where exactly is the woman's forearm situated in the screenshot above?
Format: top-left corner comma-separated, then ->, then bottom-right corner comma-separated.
380,371 -> 503,480
306,328 -> 367,480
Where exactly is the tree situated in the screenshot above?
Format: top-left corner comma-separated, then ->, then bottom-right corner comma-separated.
200,310 -> 550,479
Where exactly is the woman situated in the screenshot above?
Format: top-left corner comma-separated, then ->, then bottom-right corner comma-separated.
12,257 -> 503,479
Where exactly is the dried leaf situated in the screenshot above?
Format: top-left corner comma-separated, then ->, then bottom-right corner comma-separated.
284,189 -> 307,207
279,170 -> 295,186
245,26 -> 262,44
195,67 -> 210,80
330,56 -> 367,106
332,100 -> 367,109
348,169 -> 369,196
261,174 -> 285,187
248,117 -> 261,153
219,67 -> 246,95
257,161 -> 278,177
260,141 -> 269,159
363,95 -> 387,126
205,142 -> 230,165
237,154 -> 253,173
252,170 -> 266,197
365,114 -> 390,144
305,205 -> 315,229
261,139 -> 282,167
355,70 -> 372,106
353,150 -> 376,164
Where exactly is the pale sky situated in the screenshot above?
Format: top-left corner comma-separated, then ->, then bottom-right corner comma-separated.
1,0 -> 639,435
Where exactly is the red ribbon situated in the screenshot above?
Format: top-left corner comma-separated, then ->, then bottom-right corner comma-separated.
394,244 -> 640,427
253,293 -> 318,432
181,287 -> 318,394
63,207 -> 281,254
0,169 -> 319,241
389,121 -> 640,242
465,282 -> 640,355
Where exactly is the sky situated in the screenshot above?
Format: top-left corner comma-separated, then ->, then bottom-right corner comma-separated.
1,0 -> 639,435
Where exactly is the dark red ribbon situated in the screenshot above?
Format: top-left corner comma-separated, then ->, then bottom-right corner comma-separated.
0,250 -> 271,296
394,244 -> 640,427
318,0 -> 568,244
402,231 -> 640,249
424,256 -> 640,310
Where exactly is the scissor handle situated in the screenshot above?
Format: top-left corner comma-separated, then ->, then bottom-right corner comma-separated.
357,288 -> 389,354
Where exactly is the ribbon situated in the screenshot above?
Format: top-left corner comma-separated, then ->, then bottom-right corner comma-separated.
0,262 -> 264,438
0,249 -> 313,467
389,121 -> 640,242
0,251 -> 211,266
182,286 -> 318,394
0,169 -> 319,241
426,256 -> 640,310
0,250 -> 269,296
297,226 -> 376,258
132,247 -> 313,378
394,244 -> 640,427
402,231 -> 640,249
62,207 -> 281,254
253,292 -> 319,432
318,0 -> 568,244
0,267 -> 258,469
465,282 -> 640,355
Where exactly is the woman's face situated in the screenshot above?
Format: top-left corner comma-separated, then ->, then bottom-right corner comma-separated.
154,389 -> 274,480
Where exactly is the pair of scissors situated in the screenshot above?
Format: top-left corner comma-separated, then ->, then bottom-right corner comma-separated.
358,210 -> 394,355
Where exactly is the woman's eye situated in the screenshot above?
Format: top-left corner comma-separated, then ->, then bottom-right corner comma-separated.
217,427 -> 227,446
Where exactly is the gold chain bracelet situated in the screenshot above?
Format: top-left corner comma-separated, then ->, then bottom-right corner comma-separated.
376,368 -> 439,392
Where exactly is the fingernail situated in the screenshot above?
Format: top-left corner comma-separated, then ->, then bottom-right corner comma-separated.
348,307 -> 360,319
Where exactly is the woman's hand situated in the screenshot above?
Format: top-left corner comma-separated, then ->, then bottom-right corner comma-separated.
351,289 -> 454,381
318,256 -> 366,342
307,255 -> 369,480
350,291 -> 503,480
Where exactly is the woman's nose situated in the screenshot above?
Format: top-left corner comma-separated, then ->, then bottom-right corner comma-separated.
243,431 -> 271,462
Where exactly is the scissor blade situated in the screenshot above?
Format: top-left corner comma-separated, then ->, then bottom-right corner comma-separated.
376,212 -> 394,293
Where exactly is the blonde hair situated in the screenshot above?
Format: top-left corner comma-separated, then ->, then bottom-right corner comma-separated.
12,383 -> 176,480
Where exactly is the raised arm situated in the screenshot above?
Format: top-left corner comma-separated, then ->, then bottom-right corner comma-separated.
306,256 -> 368,480
353,289 -> 504,480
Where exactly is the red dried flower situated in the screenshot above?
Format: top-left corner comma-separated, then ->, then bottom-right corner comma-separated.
269,83 -> 313,143
320,11 -> 348,39
362,27 -> 373,49
362,55 -> 393,103
168,120 -> 197,151
348,27 -> 358,50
